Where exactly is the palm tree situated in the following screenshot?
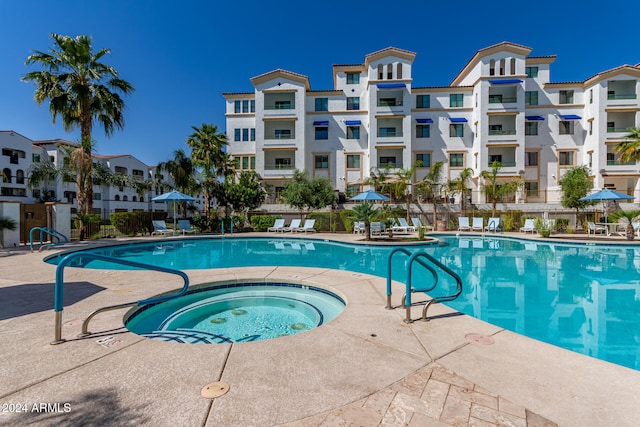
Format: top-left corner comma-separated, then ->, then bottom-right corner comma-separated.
448,167 -> 474,212
186,124 -> 228,218
415,161 -> 444,227
481,161 -> 523,217
351,202 -> 380,241
23,33 -> 134,216
0,217 -> 17,249
609,209 -> 640,241
157,149 -> 198,218
614,127 -> 640,163
391,162 -> 422,220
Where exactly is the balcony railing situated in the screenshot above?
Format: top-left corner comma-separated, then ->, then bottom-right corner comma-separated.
264,103 -> 295,110
265,133 -> 295,140
265,163 -> 296,170
607,127 -> 632,133
488,129 -> 517,135
377,99 -> 403,107
377,130 -> 403,137
607,159 -> 635,166
488,96 -> 517,104
487,161 -> 516,167
607,93 -> 637,100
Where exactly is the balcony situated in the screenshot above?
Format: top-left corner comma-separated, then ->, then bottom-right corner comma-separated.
265,101 -> 295,110
488,129 -> 517,136
608,93 -> 636,100
377,98 -> 403,107
488,161 -> 516,167
488,95 -> 517,104
377,128 -> 403,137
265,162 -> 296,170
265,132 -> 295,140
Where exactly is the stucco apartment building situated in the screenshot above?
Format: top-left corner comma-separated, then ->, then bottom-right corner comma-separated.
223,41 -> 640,205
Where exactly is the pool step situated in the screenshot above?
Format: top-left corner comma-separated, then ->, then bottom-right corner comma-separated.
141,329 -> 233,344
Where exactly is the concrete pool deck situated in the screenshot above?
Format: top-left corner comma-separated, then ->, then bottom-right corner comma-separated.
1,232 -> 639,426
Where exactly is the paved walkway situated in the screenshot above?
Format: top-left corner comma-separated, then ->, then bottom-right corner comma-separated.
1,232 -> 639,426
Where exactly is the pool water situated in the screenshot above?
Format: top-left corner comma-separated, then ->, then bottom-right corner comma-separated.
49,236 -> 640,370
125,283 -> 346,343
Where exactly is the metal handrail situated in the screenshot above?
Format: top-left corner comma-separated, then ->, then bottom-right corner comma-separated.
385,247 -> 438,309
405,251 -> 463,323
30,227 -> 69,252
51,252 -> 189,345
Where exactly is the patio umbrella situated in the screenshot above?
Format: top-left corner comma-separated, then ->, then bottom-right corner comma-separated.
349,189 -> 390,202
152,190 -> 196,233
579,189 -> 634,222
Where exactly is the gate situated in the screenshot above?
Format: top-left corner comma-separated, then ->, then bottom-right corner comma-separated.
20,204 -> 49,244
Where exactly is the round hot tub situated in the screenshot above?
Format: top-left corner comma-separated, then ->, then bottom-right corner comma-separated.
124,281 -> 346,344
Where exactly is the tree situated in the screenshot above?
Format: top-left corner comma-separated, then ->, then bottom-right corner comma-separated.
415,161 -> 444,226
614,127 -> 640,163
481,161 -> 523,217
0,217 -> 17,249
609,209 -> 640,241
448,167 -> 474,212
157,149 -> 198,218
351,202 -> 380,241
221,170 -> 267,223
186,124 -> 228,218
280,170 -> 335,218
559,165 -> 595,230
23,33 -> 134,216
391,162 -> 422,221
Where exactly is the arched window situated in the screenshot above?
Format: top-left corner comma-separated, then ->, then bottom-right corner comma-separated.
489,59 -> 495,76
378,64 -> 383,80
132,196 -> 137,202
140,196 -> 144,202
387,64 -> 393,79
16,170 -> 24,184
510,58 -> 516,75
499,59 -> 505,75
123,195 -> 128,201
2,168 -> 11,183
396,63 -> 402,79
114,195 -> 120,201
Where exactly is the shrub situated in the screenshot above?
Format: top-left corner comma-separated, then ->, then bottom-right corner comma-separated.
110,211 -> 166,236
250,215 -> 280,232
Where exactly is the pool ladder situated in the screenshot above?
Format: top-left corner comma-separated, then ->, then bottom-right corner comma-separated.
29,227 -> 69,252
386,248 -> 463,323
51,252 -> 189,345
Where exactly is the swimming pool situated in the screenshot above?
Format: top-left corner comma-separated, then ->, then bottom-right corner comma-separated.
47,236 -> 640,370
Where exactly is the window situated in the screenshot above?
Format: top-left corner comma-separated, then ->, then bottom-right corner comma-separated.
387,64 -> 393,79
489,155 -> 503,164
378,64 -> 383,80
275,158 -> 292,169
315,127 -> 328,140
525,91 -> 538,106
559,121 -> 574,135
510,58 -> 516,75
489,124 -> 503,134
525,152 -> 538,166
346,73 -> 360,84
32,153 -> 40,162
589,121 -> 593,135
489,59 -> 495,76
242,100 -> 249,113
607,121 -> 615,132
347,154 -> 360,169
379,156 -> 396,167
559,90 -> 574,104
449,124 -> 464,137
315,98 -> 328,112
275,129 -> 291,139
315,155 -> 329,169
525,66 -> 538,78
415,153 -> 431,167
449,153 -> 464,167
234,129 -> 241,141
416,94 -> 430,109
589,89 -> 593,104
234,100 -> 241,113
450,94 -> 463,108
16,170 -> 24,184
558,151 -> 574,166
275,100 -> 291,109
525,182 -> 539,197
250,100 -> 255,112
123,195 -> 128,202
499,59 -> 505,75
114,195 -> 120,201
525,122 -> 538,136
242,128 -> 249,141
489,94 -> 503,104
416,125 -> 430,138
378,127 -> 396,137
2,168 -> 11,183
250,128 -> 256,141
396,63 -> 402,79
347,126 -> 360,139
347,97 -> 360,110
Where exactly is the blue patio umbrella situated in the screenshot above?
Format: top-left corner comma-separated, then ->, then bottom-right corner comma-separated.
152,190 -> 196,232
350,189 -> 390,202
580,189 -> 634,222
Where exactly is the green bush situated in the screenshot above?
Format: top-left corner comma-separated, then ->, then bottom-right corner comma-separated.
555,218 -> 569,232
250,215 -> 280,232
340,210 -> 356,233
307,212 -> 348,232
110,211 -> 166,236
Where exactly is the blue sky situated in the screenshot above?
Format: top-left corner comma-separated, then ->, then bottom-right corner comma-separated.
1,0 -> 638,166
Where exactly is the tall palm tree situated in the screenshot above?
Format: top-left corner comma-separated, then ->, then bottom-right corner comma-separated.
186,123 -> 228,218
392,162 -> 422,220
448,167 -> 474,212
22,33 -> 134,215
157,149 -> 198,218
614,127 -> 640,163
415,161 -> 444,226
481,161 -> 523,217
351,202 -> 380,241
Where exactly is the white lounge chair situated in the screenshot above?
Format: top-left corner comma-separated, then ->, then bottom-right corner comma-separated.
633,222 -> 640,237
152,220 -> 174,236
295,219 -> 316,233
178,219 -> 196,235
282,219 -> 301,232
353,221 -> 365,234
411,217 -> 433,232
393,218 -> 416,233
485,217 -> 501,232
471,217 -> 484,232
458,217 -> 471,231
370,222 -> 385,236
587,221 -> 606,236
267,218 -> 285,232
520,219 -> 535,233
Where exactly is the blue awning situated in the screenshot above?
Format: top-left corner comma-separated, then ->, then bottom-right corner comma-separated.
559,114 -> 581,120
525,115 -> 545,121
345,120 -> 361,126
377,83 -> 405,89
416,118 -> 433,124
313,121 -> 329,126
489,79 -> 523,85
449,118 -> 468,123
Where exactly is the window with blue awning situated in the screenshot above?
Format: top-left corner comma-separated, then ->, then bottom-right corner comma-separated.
345,120 -> 361,126
313,121 -> 329,126
525,116 -> 545,121
489,79 -> 523,85
559,115 -> 581,120
449,118 -> 468,123
416,118 -> 433,124
377,83 -> 405,89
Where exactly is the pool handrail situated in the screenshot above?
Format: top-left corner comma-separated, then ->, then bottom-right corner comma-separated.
29,227 -> 69,252
386,247 -> 438,309
405,251 -> 463,323
52,252 -> 190,345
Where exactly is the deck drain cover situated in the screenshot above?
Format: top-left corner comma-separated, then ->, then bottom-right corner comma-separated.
201,381 -> 230,399
465,333 -> 494,345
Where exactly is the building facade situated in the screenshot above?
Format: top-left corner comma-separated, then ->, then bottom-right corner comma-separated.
223,42 -> 640,204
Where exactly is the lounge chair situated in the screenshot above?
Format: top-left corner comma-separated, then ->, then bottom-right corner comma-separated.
458,217 -> 471,231
485,217 -> 501,232
353,221 -> 365,234
587,221 -> 607,236
633,222 -> 640,237
178,219 -> 196,235
411,217 -> 433,232
295,219 -> 316,233
370,221 -> 385,236
282,219 -> 301,232
520,219 -> 535,233
152,220 -> 174,236
471,217 -> 484,232
267,218 -> 285,232
393,218 -> 416,233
